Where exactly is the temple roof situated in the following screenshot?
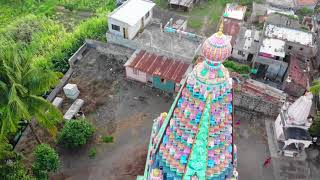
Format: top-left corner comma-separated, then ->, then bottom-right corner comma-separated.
201,24 -> 232,62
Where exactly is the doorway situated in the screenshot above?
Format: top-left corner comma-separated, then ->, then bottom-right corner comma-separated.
247,53 -> 254,62
140,17 -> 144,32
123,27 -> 128,39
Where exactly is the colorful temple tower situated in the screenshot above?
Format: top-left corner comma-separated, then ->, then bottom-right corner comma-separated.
139,26 -> 238,180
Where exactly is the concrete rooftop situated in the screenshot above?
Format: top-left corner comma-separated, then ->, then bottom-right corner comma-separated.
134,23 -> 203,63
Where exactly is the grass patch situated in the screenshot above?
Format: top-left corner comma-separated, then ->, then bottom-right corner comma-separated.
89,148 -> 97,159
101,136 -> 114,143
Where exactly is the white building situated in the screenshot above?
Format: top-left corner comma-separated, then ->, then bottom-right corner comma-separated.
108,0 -> 155,40
274,93 -> 313,157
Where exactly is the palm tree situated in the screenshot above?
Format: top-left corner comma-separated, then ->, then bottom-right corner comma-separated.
0,46 -> 62,144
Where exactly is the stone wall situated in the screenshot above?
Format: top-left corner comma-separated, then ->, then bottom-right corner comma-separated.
234,91 -> 281,118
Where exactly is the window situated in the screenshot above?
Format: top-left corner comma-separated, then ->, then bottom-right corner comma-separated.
133,69 -> 139,75
238,51 -> 243,55
145,11 -> 150,19
111,24 -> 120,31
300,47 -> 304,51
160,78 -> 166,83
288,46 -> 292,50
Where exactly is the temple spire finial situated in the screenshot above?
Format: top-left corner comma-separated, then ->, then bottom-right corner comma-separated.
218,21 -> 224,36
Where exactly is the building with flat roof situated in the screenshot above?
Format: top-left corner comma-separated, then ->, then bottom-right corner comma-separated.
108,0 -> 155,40
232,27 -> 261,62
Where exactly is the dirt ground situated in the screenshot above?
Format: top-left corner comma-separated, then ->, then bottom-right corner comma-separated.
52,46 -> 173,180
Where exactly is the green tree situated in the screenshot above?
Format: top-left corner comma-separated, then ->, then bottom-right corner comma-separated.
0,141 -> 35,180
58,119 -> 94,149
32,144 -> 59,180
309,112 -> 320,136
0,45 -> 62,143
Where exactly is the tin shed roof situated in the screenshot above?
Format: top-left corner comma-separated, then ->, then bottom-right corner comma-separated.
125,50 -> 191,83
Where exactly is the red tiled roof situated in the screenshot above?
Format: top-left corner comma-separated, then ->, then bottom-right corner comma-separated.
127,50 -> 191,83
222,18 -> 241,46
288,56 -> 308,88
296,0 -> 317,6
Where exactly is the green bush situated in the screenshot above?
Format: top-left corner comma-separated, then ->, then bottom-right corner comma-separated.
32,144 -> 59,180
58,119 -> 95,149
102,136 -> 114,143
223,60 -> 250,74
0,142 -> 35,180
88,148 -> 97,159
309,112 -> 320,136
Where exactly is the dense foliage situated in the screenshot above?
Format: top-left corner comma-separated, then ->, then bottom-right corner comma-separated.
58,119 -> 94,149
0,142 -> 35,180
0,45 -> 62,139
309,112 -> 320,137
32,144 -> 59,180
223,60 -> 251,74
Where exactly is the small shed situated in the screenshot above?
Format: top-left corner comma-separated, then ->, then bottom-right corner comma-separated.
124,50 -> 192,93
108,0 -> 155,40
168,0 -> 200,12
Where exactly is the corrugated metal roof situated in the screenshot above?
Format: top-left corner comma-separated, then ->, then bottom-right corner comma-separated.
287,56 -> 308,88
126,50 -> 191,83
109,0 -> 155,26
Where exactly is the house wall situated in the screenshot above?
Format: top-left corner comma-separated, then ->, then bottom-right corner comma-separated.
108,9 -> 153,40
231,49 -> 249,61
108,17 -> 128,38
282,80 -> 306,97
285,42 -> 316,59
125,67 -> 147,83
153,76 -> 175,93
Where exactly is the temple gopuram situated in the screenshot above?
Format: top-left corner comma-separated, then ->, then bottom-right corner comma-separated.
138,26 -> 238,180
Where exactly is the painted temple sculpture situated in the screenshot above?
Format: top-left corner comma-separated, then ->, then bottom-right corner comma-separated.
138,25 -> 238,180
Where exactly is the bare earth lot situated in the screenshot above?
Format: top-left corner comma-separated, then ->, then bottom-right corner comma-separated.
52,46 -> 173,180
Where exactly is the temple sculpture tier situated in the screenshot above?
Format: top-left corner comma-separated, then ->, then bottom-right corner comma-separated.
139,25 -> 238,180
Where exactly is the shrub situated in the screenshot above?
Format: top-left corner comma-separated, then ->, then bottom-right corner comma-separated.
309,112 -> 320,136
102,136 -> 114,143
88,148 -> 97,159
32,144 -> 59,180
58,119 -> 95,149
223,60 -> 250,74
0,142 -> 35,180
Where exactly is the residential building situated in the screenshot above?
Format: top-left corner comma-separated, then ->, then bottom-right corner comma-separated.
124,50 -> 192,93
222,3 -> 247,46
232,26 -> 261,62
108,0 -> 155,40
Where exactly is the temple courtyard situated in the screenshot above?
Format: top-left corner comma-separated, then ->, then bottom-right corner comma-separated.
51,43 -> 320,180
